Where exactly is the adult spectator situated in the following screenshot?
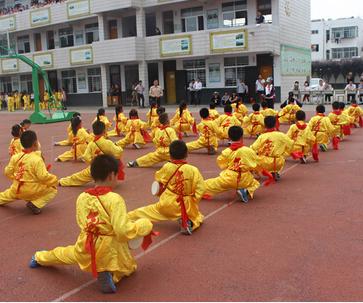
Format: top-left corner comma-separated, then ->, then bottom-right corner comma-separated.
210,91 -> 221,106
280,92 -> 303,109
229,92 -> 239,104
345,80 -> 357,103
255,75 -> 265,102
155,27 -> 161,35
292,81 -> 300,100
237,79 -> 248,103
263,78 -> 275,109
188,79 -> 195,105
358,79 -> 363,104
149,80 -> 163,107
323,82 -> 334,104
221,92 -> 230,106
135,80 -> 145,108
302,81 -> 310,103
346,72 -> 354,84
256,11 -> 265,24
193,78 -> 203,105
61,87 -> 67,110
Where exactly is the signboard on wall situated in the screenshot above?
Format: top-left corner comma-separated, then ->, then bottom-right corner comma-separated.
0,16 -> 16,32
160,35 -> 192,57
33,52 -> 53,68
30,8 -> 51,27
281,44 -> 311,76
210,29 -> 248,53
70,47 -> 93,65
67,0 -> 90,19
1,58 -> 18,72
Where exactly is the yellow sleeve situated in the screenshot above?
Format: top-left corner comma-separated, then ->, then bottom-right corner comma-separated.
193,167 -> 206,201
242,147 -> 259,170
283,134 -> 294,154
106,140 -> 123,159
286,125 -> 295,139
4,156 -> 16,180
216,149 -> 229,170
82,143 -> 94,163
169,128 -> 178,141
250,136 -> 262,152
32,157 -> 58,186
155,166 -> 167,183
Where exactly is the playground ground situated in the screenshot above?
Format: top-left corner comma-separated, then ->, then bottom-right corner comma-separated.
0,106 -> 363,301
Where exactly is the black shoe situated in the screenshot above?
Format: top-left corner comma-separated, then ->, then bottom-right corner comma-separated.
208,147 -> 216,155
300,156 -> 307,164
272,172 -> 280,181
26,202 -> 41,215
179,219 -> 193,235
127,161 -> 138,168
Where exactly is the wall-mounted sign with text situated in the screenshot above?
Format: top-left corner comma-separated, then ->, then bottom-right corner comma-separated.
33,52 -> 53,68
67,0 -> 90,19
281,44 -> 311,76
70,47 -> 93,65
0,15 -> 16,32
1,58 -> 18,72
210,29 -> 248,53
30,8 -> 51,27
160,35 -> 192,57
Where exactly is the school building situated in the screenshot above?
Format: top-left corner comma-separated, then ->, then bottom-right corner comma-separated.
0,0 -> 311,106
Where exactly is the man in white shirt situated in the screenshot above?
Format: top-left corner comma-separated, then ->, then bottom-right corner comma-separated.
149,80 -> 163,107
345,80 -> 357,103
135,80 -> 145,108
255,75 -> 265,102
193,78 -> 203,105
237,79 -> 248,103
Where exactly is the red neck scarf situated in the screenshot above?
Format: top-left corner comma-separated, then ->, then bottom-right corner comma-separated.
265,128 -> 276,133
333,110 -> 341,115
317,113 -> 325,117
253,112 -> 260,115
296,121 -> 307,130
158,125 -> 169,130
85,186 -> 113,196
171,160 -> 187,165
22,148 -> 33,154
225,112 -> 232,116
352,104 -> 358,108
230,142 -> 244,151
93,135 -> 103,142
130,116 -> 139,120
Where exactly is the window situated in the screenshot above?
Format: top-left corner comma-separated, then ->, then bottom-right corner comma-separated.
181,6 -> 204,32
162,11 -> 174,34
257,0 -> 272,23
61,70 -> 77,93
17,35 -> 30,53
311,44 -> 319,52
209,63 -> 221,83
47,31 -> 55,50
222,1 -> 247,27
332,26 -> 358,39
326,50 -> 330,60
326,30 -> 330,42
59,28 -> 74,48
0,77 -> 12,93
75,30 -> 84,46
183,59 -> 206,86
311,30 -> 319,34
224,56 -> 248,86
122,16 -> 137,37
332,47 -> 358,59
206,9 -> 219,29
85,23 -> 99,44
88,68 -> 102,92
20,74 -> 33,93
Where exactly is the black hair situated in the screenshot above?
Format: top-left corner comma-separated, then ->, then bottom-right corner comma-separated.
97,108 -> 105,121
159,113 -> 169,125
115,105 -> 123,116
296,110 -> 306,121
332,101 -> 340,110
150,102 -> 157,109
20,130 -> 37,149
169,140 -> 188,160
71,116 -> 82,136
224,104 -> 232,113
209,103 -> 216,109
264,116 -> 276,129
91,155 -> 119,182
316,104 -> 325,113
72,112 -> 81,118
351,99 -> 357,105
252,103 -> 260,111
20,119 -> 31,127
11,124 -> 22,137
228,126 -> 243,141
200,108 -> 210,119
157,107 -> 166,116
339,102 -> 345,110
92,120 -> 106,135
179,102 -> 187,117
129,109 -> 138,119
261,101 -> 268,108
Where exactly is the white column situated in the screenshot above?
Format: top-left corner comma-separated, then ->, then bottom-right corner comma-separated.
138,61 -> 149,105
120,64 -> 126,93
100,64 -> 108,107
248,0 -> 257,25
98,14 -> 105,41
136,7 -> 146,38
158,61 -> 164,90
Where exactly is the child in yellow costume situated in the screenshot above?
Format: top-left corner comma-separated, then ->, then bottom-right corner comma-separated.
92,108 -> 112,131
128,113 -> 178,168
54,112 -> 82,146
243,103 -> 265,137
204,126 -> 260,203
42,91 -> 49,110
251,116 -> 294,180
347,100 -> 363,127
186,108 -> 221,155
15,91 -> 21,110
170,102 -> 195,139
146,103 -> 159,128
7,93 -> 15,112
261,101 -> 278,117
328,102 -> 351,144
128,140 -> 206,235
9,124 -> 23,156
278,94 -> 301,124
287,110 -> 316,164
116,109 -> 148,150
108,105 -> 128,137
23,93 -> 31,111
0,130 -> 58,215
150,107 -> 166,136
59,121 -> 124,187
215,104 -> 241,140
209,103 -> 220,120
232,100 -> 248,123
30,155 -> 154,294
56,116 -> 92,162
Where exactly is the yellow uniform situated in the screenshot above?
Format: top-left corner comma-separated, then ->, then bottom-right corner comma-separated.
108,113 -> 128,137
328,110 -> 351,138
243,112 -> 265,137
57,128 -> 91,162
170,109 -> 195,135
0,151 -> 58,209
215,113 -> 241,140
308,114 -> 335,146
128,161 -> 205,230
251,130 -> 294,173
56,124 -> 73,146
209,109 -> 220,121
347,105 -> 363,127
146,108 -> 159,128
92,116 -> 112,131
187,119 -> 221,151
287,121 -> 316,156
15,93 -> 21,109
150,119 -> 162,137
7,96 -> 15,112
56,91 -> 63,108
278,104 -> 301,124
35,187 -> 153,283
117,118 -> 148,148
204,144 -> 260,198
59,136 -> 123,187
23,94 -> 31,111
42,92 -> 49,110
261,108 -> 278,117
232,103 -> 248,123
136,126 -> 178,167
9,138 -> 22,157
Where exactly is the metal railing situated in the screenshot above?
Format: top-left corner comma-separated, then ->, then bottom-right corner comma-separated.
293,89 -> 363,104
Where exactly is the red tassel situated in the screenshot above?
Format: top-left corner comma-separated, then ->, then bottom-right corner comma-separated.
46,164 -> 52,171
342,125 -> 351,136
118,161 -> 125,180
177,196 -> 189,229
312,143 -> 319,162
141,231 -> 160,251
261,169 -> 275,186
141,130 -> 152,143
275,115 -> 280,131
202,194 -> 213,200
192,121 -> 198,134
178,132 -> 183,140
359,116 -> 363,127
332,136 -> 340,150
291,151 -> 304,160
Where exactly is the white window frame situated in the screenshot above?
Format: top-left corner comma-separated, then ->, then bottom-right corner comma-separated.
181,6 -> 204,32
224,56 -> 249,87
61,70 -> 77,94
87,67 -> 102,93
222,0 -> 248,28
183,59 -> 206,86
